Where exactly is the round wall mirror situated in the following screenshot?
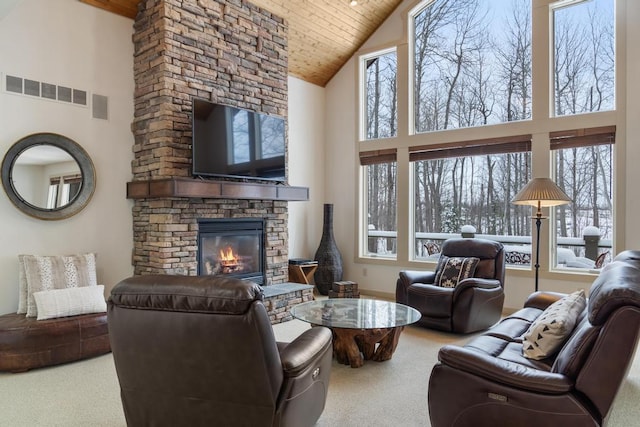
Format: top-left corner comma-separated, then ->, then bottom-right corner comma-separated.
1,133 -> 96,220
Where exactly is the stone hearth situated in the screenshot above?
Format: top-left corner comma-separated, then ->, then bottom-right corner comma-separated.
263,283 -> 314,323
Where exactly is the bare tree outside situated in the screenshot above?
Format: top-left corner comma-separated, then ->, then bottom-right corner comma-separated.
365,51 -> 398,254
363,0 -> 614,267
412,0 -> 533,256
366,52 -> 397,139
553,0 -> 614,264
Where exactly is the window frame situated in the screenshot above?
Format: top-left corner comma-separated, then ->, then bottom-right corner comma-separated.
409,138 -> 533,262
549,126 -> 615,271
359,46 -> 399,142
354,0 -> 623,280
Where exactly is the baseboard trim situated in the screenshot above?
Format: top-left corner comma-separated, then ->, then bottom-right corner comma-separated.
359,289 -> 395,301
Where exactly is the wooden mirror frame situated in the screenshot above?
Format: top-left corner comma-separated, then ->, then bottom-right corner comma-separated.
1,133 -> 96,220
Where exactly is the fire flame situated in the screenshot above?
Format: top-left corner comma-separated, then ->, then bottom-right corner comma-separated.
219,247 -> 238,264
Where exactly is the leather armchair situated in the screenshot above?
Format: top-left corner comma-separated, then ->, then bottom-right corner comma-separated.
397,238 -> 505,333
428,250 -> 640,427
108,275 -> 332,427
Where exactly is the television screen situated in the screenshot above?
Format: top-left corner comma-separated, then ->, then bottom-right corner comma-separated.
192,98 -> 286,181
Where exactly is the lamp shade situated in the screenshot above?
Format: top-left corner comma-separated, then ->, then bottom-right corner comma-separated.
512,178 -> 572,207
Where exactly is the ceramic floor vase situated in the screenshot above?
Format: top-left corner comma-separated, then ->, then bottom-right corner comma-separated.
313,204 -> 343,295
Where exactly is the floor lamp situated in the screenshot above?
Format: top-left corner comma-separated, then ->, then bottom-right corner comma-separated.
512,178 -> 571,292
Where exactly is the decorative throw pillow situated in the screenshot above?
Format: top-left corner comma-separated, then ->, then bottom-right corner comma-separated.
522,289 -> 586,360
434,256 -> 480,288
17,255 -> 28,314
23,253 -> 97,317
33,285 -> 106,321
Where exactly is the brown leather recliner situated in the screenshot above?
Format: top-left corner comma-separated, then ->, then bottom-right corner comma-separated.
108,275 -> 333,427
396,238 -> 505,333
428,250 -> 640,427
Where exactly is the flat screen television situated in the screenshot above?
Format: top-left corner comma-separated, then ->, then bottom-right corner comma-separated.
191,98 -> 286,181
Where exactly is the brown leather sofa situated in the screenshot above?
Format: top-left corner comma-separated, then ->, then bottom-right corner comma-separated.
108,274 -> 333,427
397,238 -> 506,333
0,312 -> 110,373
428,250 -> 640,427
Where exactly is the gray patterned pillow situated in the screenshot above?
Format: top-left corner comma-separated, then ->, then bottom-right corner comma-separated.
17,255 -> 28,314
434,256 -> 480,288
523,289 -> 586,360
23,253 -> 97,318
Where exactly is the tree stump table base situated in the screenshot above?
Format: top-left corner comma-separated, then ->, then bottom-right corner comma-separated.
332,326 -> 405,368
290,298 -> 420,368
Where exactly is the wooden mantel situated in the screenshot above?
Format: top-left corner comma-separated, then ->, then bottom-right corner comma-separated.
126,177 -> 309,201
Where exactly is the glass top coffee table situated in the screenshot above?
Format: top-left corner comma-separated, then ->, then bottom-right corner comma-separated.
290,298 -> 421,368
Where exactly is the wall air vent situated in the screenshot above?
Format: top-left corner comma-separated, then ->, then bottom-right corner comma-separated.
73,89 -> 87,105
24,79 -> 40,97
58,85 -> 72,102
3,74 -> 88,107
42,82 -> 56,99
5,75 -> 21,93
92,94 -> 108,120
2,73 -> 111,120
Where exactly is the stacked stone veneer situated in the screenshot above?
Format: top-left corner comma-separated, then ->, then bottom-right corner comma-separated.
131,0 -> 290,285
263,284 -> 315,323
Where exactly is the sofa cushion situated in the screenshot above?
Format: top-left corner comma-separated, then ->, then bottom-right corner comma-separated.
23,253 -> 98,317
551,316 -> 600,379
33,285 -> 107,321
522,290 -> 586,360
408,284 -> 453,317
434,256 -> 480,288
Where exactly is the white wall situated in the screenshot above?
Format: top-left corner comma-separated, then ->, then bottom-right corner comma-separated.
324,0 -> 640,310
287,76 -> 326,259
0,0 -> 134,314
12,164 -> 44,206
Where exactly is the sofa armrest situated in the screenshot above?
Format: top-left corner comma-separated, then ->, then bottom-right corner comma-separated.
279,326 -> 332,377
397,270 -> 438,304
455,278 -> 501,292
399,270 -> 437,285
438,345 -> 573,394
524,291 -> 567,311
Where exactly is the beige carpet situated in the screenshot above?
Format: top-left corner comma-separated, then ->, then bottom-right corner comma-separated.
1,319 -> 640,426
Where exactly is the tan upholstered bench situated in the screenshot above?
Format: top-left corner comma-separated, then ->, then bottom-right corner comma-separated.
0,312 -> 110,373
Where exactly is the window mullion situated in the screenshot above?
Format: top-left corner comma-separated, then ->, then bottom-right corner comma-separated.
396,147 -> 410,263
531,0 -> 552,121
396,42 -> 409,139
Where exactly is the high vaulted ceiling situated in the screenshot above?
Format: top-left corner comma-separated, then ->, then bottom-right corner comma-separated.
79,0 -> 403,87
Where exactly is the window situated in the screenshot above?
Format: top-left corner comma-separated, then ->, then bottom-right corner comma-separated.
412,0 -> 532,133
363,49 -> 397,140
552,127 -> 614,269
553,0 -> 615,116
410,136 -> 531,261
356,0 -> 620,276
47,174 -> 82,209
361,150 -> 397,258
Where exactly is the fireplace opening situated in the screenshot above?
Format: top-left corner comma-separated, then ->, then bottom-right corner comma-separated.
197,218 -> 266,285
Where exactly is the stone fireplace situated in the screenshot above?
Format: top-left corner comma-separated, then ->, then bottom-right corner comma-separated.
128,0 -> 292,281
126,0 -> 314,322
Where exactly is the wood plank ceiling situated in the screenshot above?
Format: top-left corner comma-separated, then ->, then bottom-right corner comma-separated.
79,0 -> 403,87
